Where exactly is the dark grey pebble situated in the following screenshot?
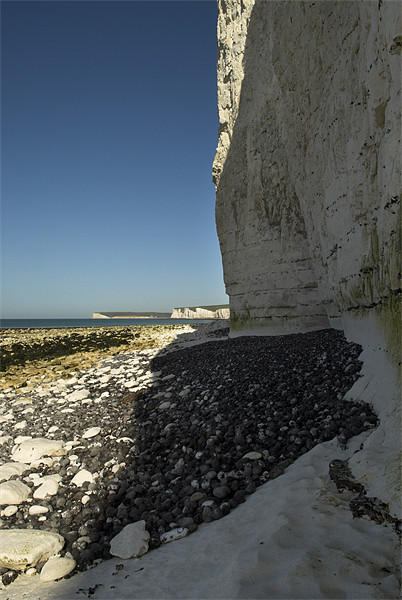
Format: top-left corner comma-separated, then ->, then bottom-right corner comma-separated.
213,485 -> 230,499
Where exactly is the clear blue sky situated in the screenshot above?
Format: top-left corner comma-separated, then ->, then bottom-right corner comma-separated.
1,0 -> 228,318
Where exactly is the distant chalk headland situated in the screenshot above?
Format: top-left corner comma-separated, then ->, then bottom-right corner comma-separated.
170,305 -> 229,319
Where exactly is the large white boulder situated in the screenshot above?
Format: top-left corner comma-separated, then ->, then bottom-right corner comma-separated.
0,480 -> 31,505
40,556 -> 76,582
0,462 -> 29,481
11,438 -> 64,464
110,521 -> 150,559
0,529 -> 64,570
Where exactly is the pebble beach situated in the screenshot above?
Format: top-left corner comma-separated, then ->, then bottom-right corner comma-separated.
0,324 -> 199,392
0,322 -> 399,599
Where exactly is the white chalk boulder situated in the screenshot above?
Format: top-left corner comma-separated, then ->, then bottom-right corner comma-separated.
82,427 -> 101,439
0,462 -> 29,481
71,469 -> 94,487
40,556 -> 76,582
1,505 -> 18,517
0,480 -> 31,505
11,438 -> 64,464
29,505 -> 50,515
242,452 -> 263,460
160,527 -> 189,544
66,389 -> 90,402
110,521 -> 150,559
0,529 -> 64,570
33,479 -> 59,499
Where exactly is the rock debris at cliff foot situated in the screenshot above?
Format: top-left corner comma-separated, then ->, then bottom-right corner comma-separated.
0,327 -> 380,586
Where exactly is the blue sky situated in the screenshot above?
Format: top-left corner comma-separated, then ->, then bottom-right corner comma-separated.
1,0 -> 228,318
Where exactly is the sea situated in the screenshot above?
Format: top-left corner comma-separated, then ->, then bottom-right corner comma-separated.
0,318 -> 213,329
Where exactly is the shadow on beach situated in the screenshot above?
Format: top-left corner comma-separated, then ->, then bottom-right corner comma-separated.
53,323 -> 374,574
123,326 -> 372,551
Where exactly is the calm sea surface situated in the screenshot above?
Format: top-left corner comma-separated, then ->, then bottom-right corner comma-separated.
0,318 -> 212,329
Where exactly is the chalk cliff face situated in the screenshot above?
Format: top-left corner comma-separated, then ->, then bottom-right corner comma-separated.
214,1 -> 400,511
214,0 -> 400,338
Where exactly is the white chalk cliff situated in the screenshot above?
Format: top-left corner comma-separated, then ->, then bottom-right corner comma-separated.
171,306 -> 230,319
214,0 -> 400,514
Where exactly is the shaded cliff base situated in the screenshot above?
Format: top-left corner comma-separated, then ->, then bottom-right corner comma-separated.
229,313 -> 330,337
228,302 -> 401,517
